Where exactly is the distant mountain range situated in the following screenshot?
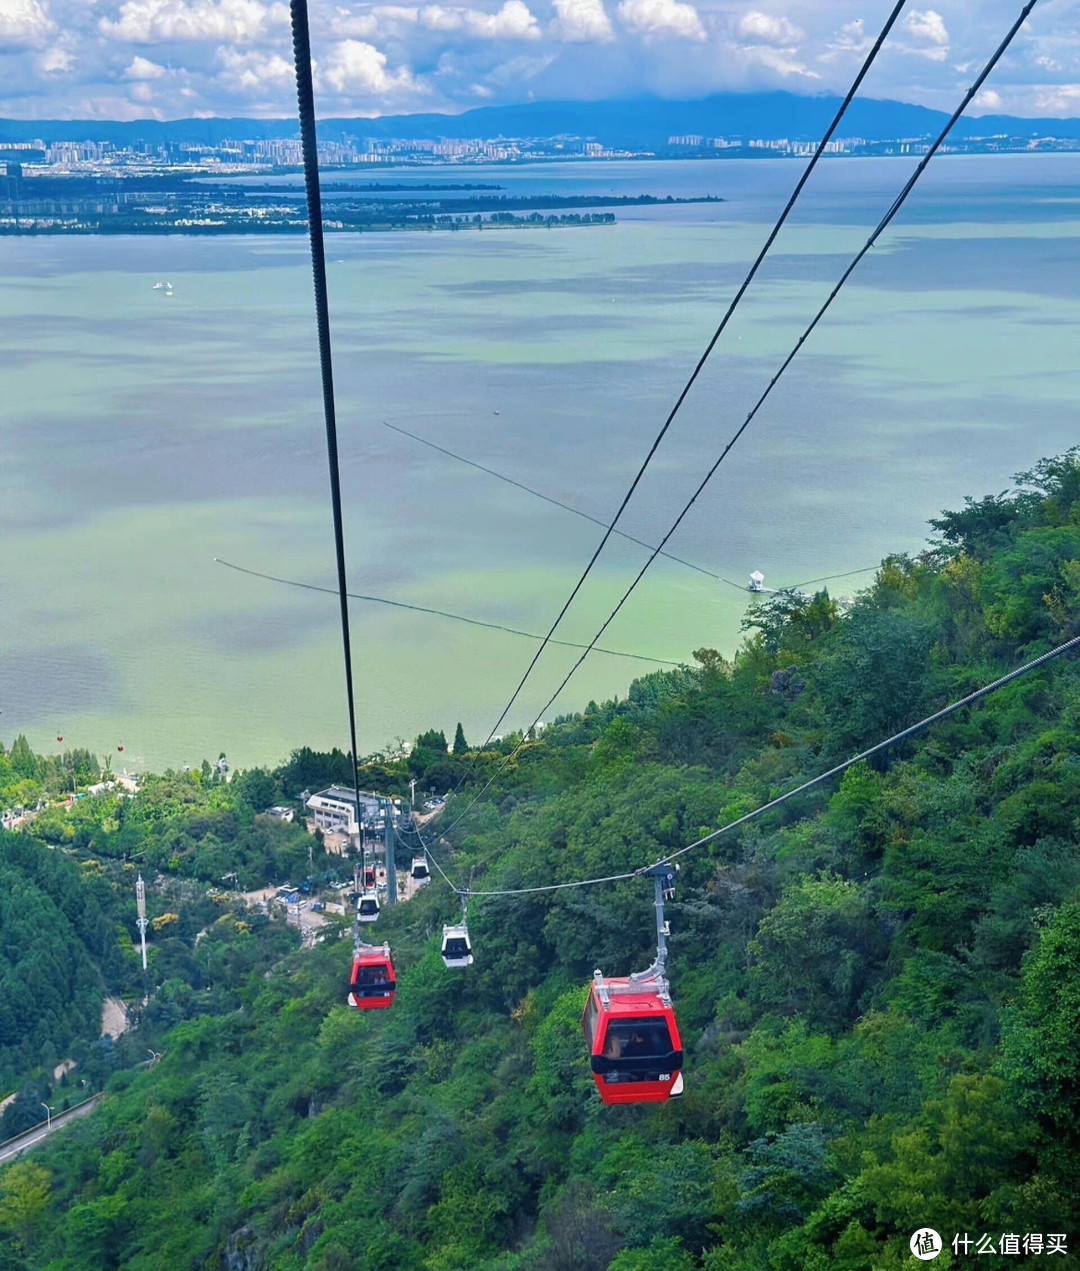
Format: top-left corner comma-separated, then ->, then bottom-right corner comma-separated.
3,91 -> 1080,148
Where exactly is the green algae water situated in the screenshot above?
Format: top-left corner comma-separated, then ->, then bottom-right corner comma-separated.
1,154 -> 1078,771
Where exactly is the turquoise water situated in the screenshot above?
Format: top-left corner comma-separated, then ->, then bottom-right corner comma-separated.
2,154 -> 1078,771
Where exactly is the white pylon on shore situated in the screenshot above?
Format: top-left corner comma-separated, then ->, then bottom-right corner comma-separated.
136,874 -> 149,971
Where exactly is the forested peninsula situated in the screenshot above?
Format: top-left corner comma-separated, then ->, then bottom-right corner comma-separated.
2,452 -> 1080,1269
0,179 -> 721,235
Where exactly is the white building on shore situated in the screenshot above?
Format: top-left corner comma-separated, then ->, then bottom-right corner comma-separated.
305,787 -> 400,836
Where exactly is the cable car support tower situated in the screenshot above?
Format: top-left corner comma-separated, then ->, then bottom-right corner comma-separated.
136,873 -> 149,972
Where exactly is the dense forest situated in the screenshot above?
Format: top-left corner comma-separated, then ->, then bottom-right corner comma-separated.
2,452 -> 1080,1269
0,833 -> 114,1103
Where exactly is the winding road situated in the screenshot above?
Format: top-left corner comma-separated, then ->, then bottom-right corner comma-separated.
0,1095 -> 103,1166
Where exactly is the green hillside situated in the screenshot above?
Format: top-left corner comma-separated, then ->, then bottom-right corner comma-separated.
3,452 -> 1080,1269
0,744 -> 330,1135
0,833 -> 117,1114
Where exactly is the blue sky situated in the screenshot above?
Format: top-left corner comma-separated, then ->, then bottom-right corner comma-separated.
0,0 -> 1076,121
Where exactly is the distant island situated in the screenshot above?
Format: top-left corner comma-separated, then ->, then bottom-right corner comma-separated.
0,178 -> 722,235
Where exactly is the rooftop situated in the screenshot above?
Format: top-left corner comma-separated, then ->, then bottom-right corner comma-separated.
312,786 -> 366,803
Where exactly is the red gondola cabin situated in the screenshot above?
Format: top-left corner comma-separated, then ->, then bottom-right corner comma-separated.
348,945 -> 395,1010
583,969 -> 683,1105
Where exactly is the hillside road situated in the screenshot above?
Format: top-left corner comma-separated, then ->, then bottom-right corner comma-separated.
0,1094 -> 103,1166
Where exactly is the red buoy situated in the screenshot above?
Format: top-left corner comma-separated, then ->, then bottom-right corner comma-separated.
583,969 -> 683,1105
118,744 -> 125,752
57,735 -> 63,742
348,945 -> 395,1010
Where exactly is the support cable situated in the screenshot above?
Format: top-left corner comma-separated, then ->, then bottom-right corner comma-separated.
384,421 -> 748,591
436,0 -> 1039,837
438,633 -> 1079,897
214,558 -> 684,667
385,423 -> 883,594
288,0 -> 367,883
467,0 -> 911,754
788,566 -> 881,590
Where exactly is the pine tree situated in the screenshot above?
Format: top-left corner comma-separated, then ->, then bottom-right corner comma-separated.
452,723 -> 469,755
9,735 -> 36,779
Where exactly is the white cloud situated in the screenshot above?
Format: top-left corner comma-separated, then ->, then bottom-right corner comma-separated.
737,10 -> 801,46
617,0 -> 704,42
340,0 -> 542,38
900,8 -> 948,58
903,8 -> 947,45
67,92 -> 167,119
973,88 -> 1002,112
902,43 -> 946,62
550,0 -> 612,42
732,7 -> 813,77
0,0 -> 55,50
123,53 -> 166,77
826,17 -> 869,56
7,0 -> 1080,121
1034,84 -> 1080,115
419,1 -> 541,39
319,37 -> 421,94
482,48 -> 554,81
737,41 -> 816,78
100,0 -> 287,43
354,1 -> 418,29
216,45 -> 293,88
37,44 -> 73,71
333,7 -> 379,36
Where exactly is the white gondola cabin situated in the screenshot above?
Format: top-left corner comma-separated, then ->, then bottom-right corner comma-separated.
411,855 -> 430,882
441,923 -> 473,968
357,888 -> 380,922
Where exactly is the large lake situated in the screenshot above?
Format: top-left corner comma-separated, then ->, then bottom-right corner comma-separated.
2,153 -> 1078,772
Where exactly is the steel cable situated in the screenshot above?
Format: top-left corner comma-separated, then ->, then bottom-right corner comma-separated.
446,633 -> 1080,897
384,421 -> 749,592
385,422 -> 883,595
436,0 -> 1040,838
288,0 -> 368,887
466,0 -> 912,755
214,557 -> 684,666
